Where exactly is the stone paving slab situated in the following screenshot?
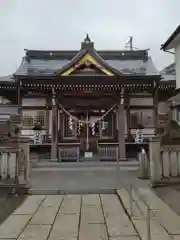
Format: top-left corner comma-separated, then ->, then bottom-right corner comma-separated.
101,194 -> 127,214
48,214 -> 80,240
117,189 -> 142,219
133,219 -> 172,240
81,194 -> 104,224
3,192 -> 180,240
82,194 -> 101,206
81,205 -> 104,224
18,225 -> 51,240
79,223 -> 108,240
118,188 -> 180,239
29,195 -> 63,225
109,237 -> 140,240
138,188 -> 180,235
101,194 -> 137,237
172,235 -> 180,240
13,195 -> 45,215
58,195 -> 81,215
0,214 -> 31,239
152,209 -> 180,235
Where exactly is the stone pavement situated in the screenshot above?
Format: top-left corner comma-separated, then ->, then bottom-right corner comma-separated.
118,188 -> 180,240
0,190 -> 180,239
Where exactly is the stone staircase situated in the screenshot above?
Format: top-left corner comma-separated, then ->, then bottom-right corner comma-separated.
31,160 -> 140,171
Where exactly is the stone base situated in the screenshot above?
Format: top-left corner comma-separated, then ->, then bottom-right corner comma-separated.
118,157 -> 127,161
50,158 -> 58,162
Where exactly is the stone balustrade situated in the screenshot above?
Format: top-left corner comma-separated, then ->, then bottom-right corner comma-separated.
149,137 -> 180,187
0,137 -> 30,186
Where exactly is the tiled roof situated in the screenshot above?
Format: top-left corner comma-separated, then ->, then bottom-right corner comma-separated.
160,63 -> 175,75
14,50 -> 159,76
0,75 -> 14,82
160,63 -> 176,81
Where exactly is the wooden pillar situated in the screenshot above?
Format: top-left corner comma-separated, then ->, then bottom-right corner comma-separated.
51,88 -> 58,161
17,80 -> 22,118
153,80 -> 159,134
126,94 -> 131,141
118,91 -> 126,161
16,79 -> 22,184
45,97 -> 50,142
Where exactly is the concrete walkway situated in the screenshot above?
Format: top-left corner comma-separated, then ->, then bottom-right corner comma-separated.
0,190 -> 180,239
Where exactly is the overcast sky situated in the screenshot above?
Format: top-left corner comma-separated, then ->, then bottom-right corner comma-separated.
0,0 -> 179,76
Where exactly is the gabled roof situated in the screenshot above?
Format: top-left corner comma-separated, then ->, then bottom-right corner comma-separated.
56,35 -> 120,76
160,63 -> 176,81
161,24 -> 180,50
14,35 -> 159,77
160,63 -> 175,75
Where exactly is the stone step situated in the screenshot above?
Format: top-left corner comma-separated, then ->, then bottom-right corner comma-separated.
32,160 -> 139,169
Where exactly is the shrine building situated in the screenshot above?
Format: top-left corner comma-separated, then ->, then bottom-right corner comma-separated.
0,35 -> 176,161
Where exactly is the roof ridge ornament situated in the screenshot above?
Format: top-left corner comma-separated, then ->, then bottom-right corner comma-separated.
84,34 -> 91,44
81,34 -> 94,50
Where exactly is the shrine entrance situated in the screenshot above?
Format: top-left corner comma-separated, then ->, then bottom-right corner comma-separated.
56,98 -> 117,161
78,110 -> 100,159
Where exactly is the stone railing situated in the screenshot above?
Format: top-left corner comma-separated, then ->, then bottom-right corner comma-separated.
149,137 -> 180,187
0,137 -> 30,186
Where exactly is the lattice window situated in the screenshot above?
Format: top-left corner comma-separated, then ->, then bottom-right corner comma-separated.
22,110 -> 45,128
34,115 -> 45,127
23,115 -> 34,128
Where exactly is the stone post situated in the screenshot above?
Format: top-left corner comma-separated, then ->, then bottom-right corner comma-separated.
51,89 -> 58,161
149,137 -> 161,187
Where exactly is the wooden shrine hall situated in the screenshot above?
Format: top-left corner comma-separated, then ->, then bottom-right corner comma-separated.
0,35 -> 176,161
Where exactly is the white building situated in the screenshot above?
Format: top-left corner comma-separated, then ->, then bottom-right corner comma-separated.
161,24 -> 180,88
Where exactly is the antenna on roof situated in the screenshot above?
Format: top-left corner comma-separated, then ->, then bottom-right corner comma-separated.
125,36 -> 138,50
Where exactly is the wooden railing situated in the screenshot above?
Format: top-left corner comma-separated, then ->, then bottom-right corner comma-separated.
98,144 -> 118,161
59,146 -> 80,162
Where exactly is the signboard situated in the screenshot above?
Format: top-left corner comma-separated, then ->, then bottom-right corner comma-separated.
33,131 -> 42,144
85,152 -> 93,158
135,129 -> 144,144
